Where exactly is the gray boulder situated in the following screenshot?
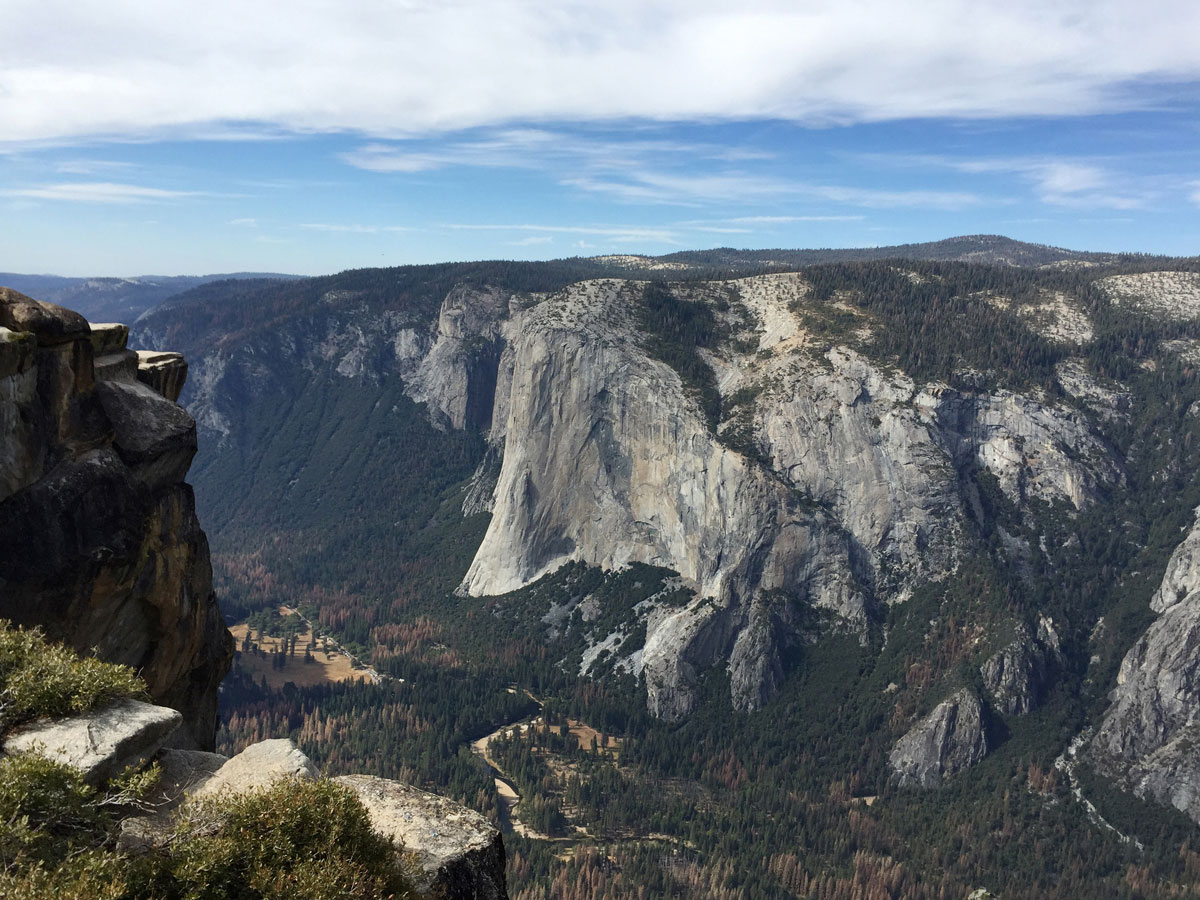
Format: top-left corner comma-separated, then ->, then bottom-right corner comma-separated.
3,698 -> 182,785
335,774 -> 508,900
136,350 -> 188,402
0,287 -> 90,346
96,379 -> 197,491
190,738 -> 318,799
888,688 -> 989,788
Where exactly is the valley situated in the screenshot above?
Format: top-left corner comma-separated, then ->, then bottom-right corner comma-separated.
59,237 -> 1200,897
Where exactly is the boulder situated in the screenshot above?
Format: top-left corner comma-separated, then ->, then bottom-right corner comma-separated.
88,323 -> 130,354
190,738 -> 318,799
117,747 -> 229,851
136,350 -> 188,402
96,380 -> 197,490
94,349 -> 139,384
334,774 -> 508,900
888,688 -> 989,789
0,286 -> 90,346
3,698 -> 182,785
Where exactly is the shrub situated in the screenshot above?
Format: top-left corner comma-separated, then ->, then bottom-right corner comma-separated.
139,778 -> 416,900
0,620 -> 146,734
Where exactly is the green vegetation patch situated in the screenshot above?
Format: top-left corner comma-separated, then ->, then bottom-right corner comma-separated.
0,621 -> 146,735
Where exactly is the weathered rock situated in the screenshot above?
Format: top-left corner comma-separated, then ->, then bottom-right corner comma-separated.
96,380 -> 197,490
136,350 -> 188,402
3,698 -> 182,785
0,326 -> 36,379
335,774 -> 508,900
116,747 -> 230,851
0,294 -> 230,748
1089,508 -> 1200,822
190,738 -> 318,799
888,688 -> 989,788
88,323 -> 130,355
406,284 -> 510,431
980,617 -> 1062,716
0,286 -> 90,346
94,349 -> 139,384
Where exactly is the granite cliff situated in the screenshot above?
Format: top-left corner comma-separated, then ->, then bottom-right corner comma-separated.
0,286 -> 230,748
1088,507 -> 1200,822
149,268 -> 1126,723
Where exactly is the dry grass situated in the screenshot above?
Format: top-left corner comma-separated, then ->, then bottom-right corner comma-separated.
228,620 -> 371,690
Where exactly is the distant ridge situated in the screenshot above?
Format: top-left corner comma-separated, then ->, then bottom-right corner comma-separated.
648,234 -> 1161,269
0,271 -> 302,323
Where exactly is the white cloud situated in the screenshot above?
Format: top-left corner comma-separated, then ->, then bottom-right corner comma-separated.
229,217 -> 257,227
3,1 -> 1199,143
2,181 -> 201,203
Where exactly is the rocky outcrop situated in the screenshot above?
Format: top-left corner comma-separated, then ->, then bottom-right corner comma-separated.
888,688 -> 989,788
1089,508 -> 1200,821
190,737 -> 319,799
337,774 -> 508,900
3,698 -> 182,785
0,287 -> 231,749
980,617 -> 1062,716
112,734 -> 509,899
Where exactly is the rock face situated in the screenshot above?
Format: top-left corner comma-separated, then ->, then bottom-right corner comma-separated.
1089,508 -> 1200,821
3,698 -> 182,785
0,288 -> 231,749
888,688 -> 989,788
452,278 -> 1118,717
979,617 -> 1062,716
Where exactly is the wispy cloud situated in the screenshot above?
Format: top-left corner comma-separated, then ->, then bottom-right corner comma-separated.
564,170 -> 980,209
229,217 -> 258,227
299,223 -> 412,234
2,181 -> 202,203
54,159 -> 138,176
7,1 -> 1200,145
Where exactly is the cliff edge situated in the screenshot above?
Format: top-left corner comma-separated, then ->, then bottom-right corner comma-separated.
0,286 -> 232,749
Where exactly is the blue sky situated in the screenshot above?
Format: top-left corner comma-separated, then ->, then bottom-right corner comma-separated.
2,1 -> 1198,276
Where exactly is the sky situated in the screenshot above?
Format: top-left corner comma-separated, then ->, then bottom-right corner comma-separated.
1,0 -> 1199,276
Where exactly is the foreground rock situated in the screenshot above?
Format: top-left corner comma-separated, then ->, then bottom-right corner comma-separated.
3,698 -> 181,785
0,288 -> 231,748
336,774 -> 508,900
1089,508 -> 1200,821
889,688 -> 989,788
117,737 -> 510,899
190,737 -> 319,799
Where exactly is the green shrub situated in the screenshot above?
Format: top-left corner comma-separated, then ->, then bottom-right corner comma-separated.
139,778 -> 416,900
0,620 -> 146,734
